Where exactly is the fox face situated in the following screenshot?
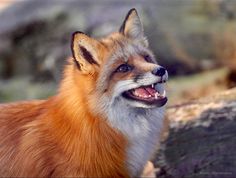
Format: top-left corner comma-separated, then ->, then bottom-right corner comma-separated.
71,9 -> 168,113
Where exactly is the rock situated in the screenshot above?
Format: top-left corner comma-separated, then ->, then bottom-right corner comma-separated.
154,88 -> 236,178
0,0 -> 131,81
0,0 -> 203,81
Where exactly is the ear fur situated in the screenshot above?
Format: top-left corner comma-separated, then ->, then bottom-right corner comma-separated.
119,8 -> 148,47
71,31 -> 100,74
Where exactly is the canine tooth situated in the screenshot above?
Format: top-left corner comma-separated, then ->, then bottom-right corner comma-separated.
151,84 -> 154,88
155,93 -> 158,99
163,90 -> 166,97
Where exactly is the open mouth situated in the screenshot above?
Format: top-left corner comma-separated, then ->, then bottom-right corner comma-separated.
122,82 -> 167,107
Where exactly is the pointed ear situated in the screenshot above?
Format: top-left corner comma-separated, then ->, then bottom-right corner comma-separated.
71,31 -> 100,74
119,8 -> 148,47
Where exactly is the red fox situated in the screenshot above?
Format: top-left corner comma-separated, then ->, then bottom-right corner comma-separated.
0,9 -> 168,177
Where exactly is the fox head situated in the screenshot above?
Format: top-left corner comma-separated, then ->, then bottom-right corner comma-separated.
69,8 -> 168,117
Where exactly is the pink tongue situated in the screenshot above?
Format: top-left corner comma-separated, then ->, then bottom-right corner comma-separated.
134,87 -> 156,97
134,88 -> 149,97
145,87 -> 157,96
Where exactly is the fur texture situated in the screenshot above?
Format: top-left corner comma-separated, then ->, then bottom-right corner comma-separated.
0,9 -> 167,177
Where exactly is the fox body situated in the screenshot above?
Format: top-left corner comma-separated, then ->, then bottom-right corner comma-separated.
0,9 -> 168,177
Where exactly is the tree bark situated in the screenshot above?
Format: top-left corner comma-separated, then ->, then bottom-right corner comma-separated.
154,88 -> 236,178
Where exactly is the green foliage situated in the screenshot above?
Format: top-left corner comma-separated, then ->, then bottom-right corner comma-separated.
0,78 -> 56,103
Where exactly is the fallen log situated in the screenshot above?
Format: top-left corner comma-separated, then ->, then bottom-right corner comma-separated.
154,88 -> 236,178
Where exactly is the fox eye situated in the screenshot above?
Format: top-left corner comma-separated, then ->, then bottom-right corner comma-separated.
116,64 -> 133,73
144,55 -> 152,62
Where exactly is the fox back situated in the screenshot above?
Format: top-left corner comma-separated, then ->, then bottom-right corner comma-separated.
0,9 -> 168,177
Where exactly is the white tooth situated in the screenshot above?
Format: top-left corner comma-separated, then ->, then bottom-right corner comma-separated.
163,90 -> 166,97
155,93 -> 158,99
152,84 -> 154,88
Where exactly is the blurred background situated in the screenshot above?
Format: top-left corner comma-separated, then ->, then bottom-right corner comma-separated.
0,0 -> 236,105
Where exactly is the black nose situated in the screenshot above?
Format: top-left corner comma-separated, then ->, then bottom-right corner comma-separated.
152,67 -> 166,77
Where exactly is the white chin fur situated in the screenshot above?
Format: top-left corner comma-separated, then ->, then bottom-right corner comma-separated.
107,96 -> 165,177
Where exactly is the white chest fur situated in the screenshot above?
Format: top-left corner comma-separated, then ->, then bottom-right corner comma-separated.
108,98 -> 165,176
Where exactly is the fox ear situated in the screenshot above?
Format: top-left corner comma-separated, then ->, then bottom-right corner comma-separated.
119,8 -> 148,47
71,31 -> 100,74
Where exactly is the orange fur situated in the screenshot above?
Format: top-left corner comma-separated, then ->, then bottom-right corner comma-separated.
0,60 -> 129,177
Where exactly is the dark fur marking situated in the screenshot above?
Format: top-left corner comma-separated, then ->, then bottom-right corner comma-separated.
79,45 -> 99,66
48,168 -> 56,177
73,59 -> 81,70
119,8 -> 137,34
134,74 -> 143,83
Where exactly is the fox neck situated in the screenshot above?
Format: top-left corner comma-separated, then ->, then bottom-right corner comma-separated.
51,66 -> 129,177
108,97 -> 165,176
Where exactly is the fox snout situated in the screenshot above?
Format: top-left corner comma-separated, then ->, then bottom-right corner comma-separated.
151,66 -> 168,83
152,66 -> 166,77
